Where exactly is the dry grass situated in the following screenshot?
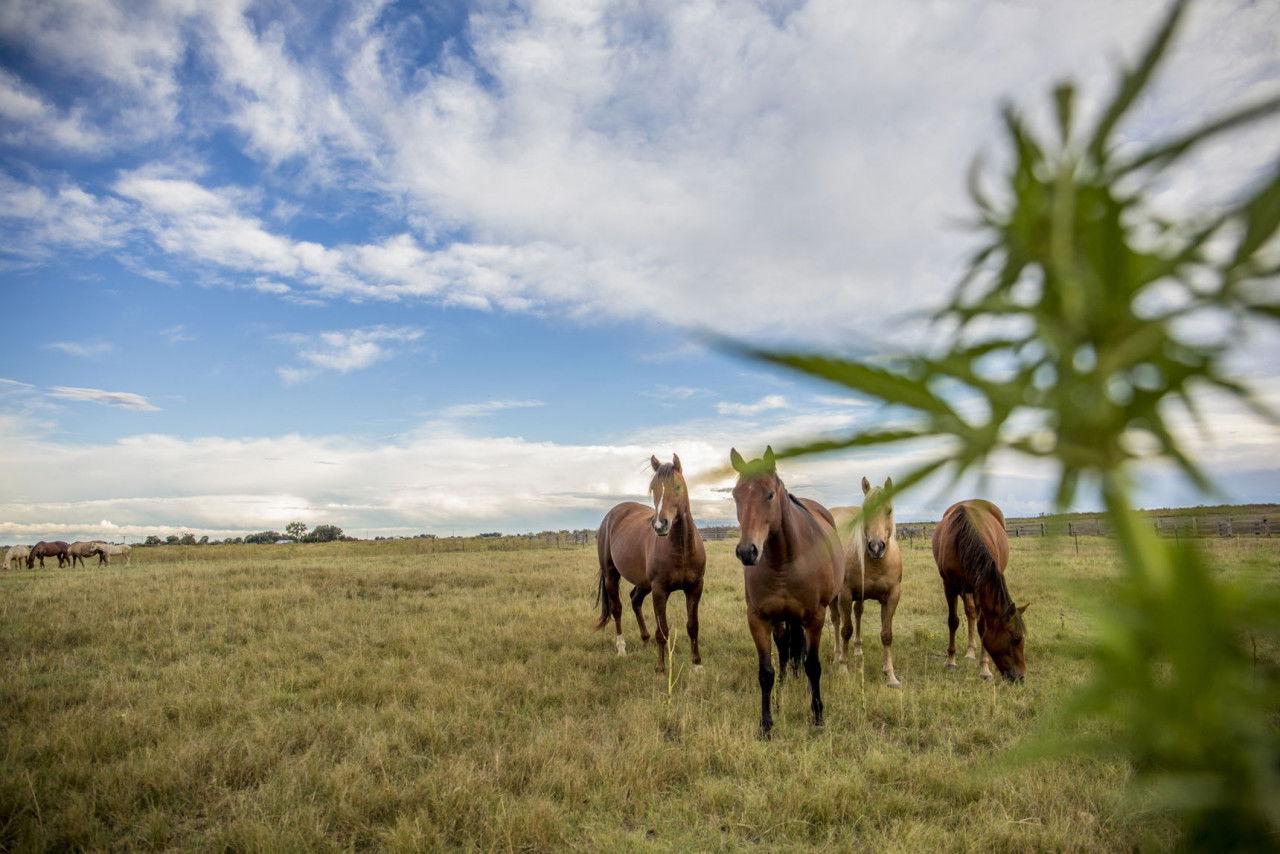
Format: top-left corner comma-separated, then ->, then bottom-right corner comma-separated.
2,536 -> 1275,851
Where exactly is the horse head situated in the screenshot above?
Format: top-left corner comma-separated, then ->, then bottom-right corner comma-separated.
730,446 -> 784,566
648,454 -> 689,537
860,476 -> 895,560
980,601 -> 1030,683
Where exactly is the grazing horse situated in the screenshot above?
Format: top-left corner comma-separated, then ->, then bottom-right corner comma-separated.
100,543 -> 131,565
27,541 -> 70,569
5,545 -> 29,571
830,476 -> 904,686
596,454 -> 707,674
731,446 -> 844,738
932,499 -> 1029,682
68,541 -> 107,568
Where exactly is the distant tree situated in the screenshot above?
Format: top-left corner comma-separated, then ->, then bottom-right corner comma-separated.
243,531 -> 282,545
144,535 -> 162,546
165,535 -> 179,545
198,535 -> 209,545
178,533 -> 196,546
303,524 -> 343,543
285,521 -> 308,541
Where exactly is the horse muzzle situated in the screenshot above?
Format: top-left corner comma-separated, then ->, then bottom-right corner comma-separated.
867,540 -> 887,559
652,519 -> 671,536
736,542 -> 759,566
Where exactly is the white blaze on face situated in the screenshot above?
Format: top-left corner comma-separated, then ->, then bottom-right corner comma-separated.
654,484 -> 665,519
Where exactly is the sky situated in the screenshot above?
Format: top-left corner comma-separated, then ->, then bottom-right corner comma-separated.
1,0 -> 1277,542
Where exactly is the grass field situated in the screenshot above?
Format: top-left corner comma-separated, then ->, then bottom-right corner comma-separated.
2,535 -> 1276,851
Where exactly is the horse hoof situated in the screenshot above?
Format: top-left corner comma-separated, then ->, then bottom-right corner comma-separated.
853,646 -> 864,657
886,677 -> 902,688
615,637 -> 627,656
839,663 -> 849,675
945,662 -> 957,671
965,651 -> 977,660
980,672 -> 993,681
692,664 -> 705,674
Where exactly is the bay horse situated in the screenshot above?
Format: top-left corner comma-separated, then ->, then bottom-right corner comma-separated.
731,446 -> 844,737
596,454 -> 706,674
932,499 -> 1029,682
830,476 -> 903,686
27,540 -> 70,569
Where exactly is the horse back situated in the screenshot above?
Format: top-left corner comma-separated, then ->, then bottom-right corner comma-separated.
794,496 -> 845,602
933,499 -> 1009,583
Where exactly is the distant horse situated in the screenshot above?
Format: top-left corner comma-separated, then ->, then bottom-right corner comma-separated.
68,541 -> 107,568
596,454 -> 707,674
100,543 -> 131,565
27,541 -> 70,569
731,446 -> 844,737
932,499 -> 1029,682
5,545 -> 29,571
830,476 -> 904,686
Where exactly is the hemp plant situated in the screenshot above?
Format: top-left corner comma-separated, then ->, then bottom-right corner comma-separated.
743,1 -> 1280,848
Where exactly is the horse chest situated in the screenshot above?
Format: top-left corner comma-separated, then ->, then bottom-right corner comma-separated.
746,567 -> 824,619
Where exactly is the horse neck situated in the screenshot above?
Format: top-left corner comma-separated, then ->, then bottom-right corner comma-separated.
972,562 -> 1012,619
666,503 -> 698,555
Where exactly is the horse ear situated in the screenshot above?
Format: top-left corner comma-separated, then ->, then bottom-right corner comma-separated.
884,476 -> 893,493
861,476 -> 871,494
672,453 -> 682,473
763,445 -> 776,471
651,455 -> 661,472
1017,602 -> 1031,615
730,448 -> 746,473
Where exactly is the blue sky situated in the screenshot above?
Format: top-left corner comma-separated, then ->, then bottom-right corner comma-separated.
1,0 -> 1277,541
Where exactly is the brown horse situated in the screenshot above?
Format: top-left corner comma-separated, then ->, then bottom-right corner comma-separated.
932,499 -> 1029,682
596,454 -> 706,674
27,540 -> 70,569
731,446 -> 844,737
830,476 -> 903,686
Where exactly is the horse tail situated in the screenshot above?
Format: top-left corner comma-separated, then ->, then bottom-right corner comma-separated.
594,527 -> 613,631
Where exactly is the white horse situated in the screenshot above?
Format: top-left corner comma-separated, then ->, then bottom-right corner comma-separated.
100,543 -> 131,565
5,545 -> 29,571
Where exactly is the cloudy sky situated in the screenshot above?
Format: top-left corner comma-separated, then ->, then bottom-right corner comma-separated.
1,0 -> 1277,541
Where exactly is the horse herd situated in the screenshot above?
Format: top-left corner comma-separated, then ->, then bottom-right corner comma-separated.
596,448 -> 1028,738
4,540 -> 132,570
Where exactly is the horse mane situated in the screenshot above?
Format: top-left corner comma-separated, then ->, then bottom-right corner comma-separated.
952,505 -> 1015,616
649,462 -> 679,485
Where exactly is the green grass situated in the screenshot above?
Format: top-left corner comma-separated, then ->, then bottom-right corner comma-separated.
2,536 -> 1276,851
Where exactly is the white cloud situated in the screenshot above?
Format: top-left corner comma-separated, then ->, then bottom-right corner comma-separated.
277,325 -> 424,384
46,386 -> 160,411
437,400 -> 546,419
47,341 -> 115,358
716,394 -> 789,416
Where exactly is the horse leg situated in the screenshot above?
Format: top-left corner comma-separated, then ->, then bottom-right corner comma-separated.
602,566 -> 626,655
962,593 -> 979,660
630,586 -> 651,644
803,617 -> 825,728
749,612 -> 775,738
976,615 -> 993,680
834,591 -> 852,671
852,597 -> 865,657
685,581 -> 703,669
651,585 -> 671,675
945,584 -> 960,670
881,590 -> 901,687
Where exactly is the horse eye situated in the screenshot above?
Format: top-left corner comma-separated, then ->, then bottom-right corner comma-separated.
674,484 -> 681,492
766,491 -> 775,501
1012,636 -> 1022,646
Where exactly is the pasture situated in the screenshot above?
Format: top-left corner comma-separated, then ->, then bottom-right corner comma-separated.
2,536 -> 1276,851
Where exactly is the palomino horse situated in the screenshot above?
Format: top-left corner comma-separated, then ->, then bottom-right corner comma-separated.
68,541 -> 107,568
596,454 -> 706,674
830,476 -> 903,686
932,499 -> 1028,682
27,541 -> 70,568
5,545 -> 29,570
731,446 -> 844,737
100,543 -> 131,565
